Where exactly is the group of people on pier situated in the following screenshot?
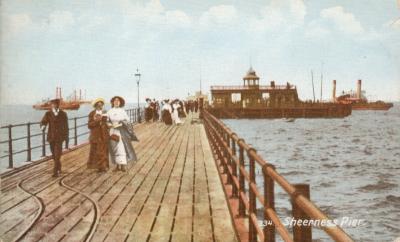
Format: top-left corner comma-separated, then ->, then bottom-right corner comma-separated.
40,96 -> 138,176
144,98 -> 199,125
40,96 -> 202,176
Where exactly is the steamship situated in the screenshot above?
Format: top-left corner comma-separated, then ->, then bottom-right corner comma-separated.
334,80 -> 393,111
33,87 -> 81,110
208,67 -> 352,119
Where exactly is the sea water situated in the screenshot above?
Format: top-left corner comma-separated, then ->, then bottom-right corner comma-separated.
223,104 -> 400,241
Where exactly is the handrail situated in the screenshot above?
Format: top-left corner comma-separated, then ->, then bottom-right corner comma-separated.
0,107 -> 144,170
202,108 -> 354,242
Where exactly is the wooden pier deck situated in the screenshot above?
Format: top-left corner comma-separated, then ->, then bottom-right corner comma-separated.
0,114 -> 238,242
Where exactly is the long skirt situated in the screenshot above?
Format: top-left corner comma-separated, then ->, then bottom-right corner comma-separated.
162,110 -> 172,125
172,110 -> 182,124
88,142 -> 109,170
178,108 -> 186,118
153,109 -> 159,121
109,128 -> 128,165
145,108 -> 153,122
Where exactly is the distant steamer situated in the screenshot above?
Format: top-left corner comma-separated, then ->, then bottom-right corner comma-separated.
209,67 -> 352,119
334,80 -> 393,111
32,87 -> 90,110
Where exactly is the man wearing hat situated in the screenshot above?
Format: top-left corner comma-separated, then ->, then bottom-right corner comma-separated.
87,98 -> 109,172
40,98 -> 69,177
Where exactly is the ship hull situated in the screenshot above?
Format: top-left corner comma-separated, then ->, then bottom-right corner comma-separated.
33,103 -> 80,110
351,103 -> 393,111
208,105 -> 352,119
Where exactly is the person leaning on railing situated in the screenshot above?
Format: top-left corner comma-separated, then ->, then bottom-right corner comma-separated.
40,98 -> 69,177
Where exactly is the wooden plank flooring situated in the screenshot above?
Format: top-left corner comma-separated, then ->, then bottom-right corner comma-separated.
0,114 -> 237,242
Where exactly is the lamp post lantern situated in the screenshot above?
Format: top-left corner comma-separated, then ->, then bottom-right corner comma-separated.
135,68 -> 141,122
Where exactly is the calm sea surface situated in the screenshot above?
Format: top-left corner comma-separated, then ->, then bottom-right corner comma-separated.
223,104 -> 400,241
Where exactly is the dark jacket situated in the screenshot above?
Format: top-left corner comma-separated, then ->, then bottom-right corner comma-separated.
88,110 -> 109,143
40,109 -> 69,142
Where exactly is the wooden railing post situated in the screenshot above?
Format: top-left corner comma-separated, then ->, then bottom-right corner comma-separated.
220,127 -> 227,175
238,141 -> 246,217
8,125 -> 13,168
231,137 -> 238,197
226,133 -> 232,185
74,117 -> 78,146
248,148 -> 257,242
263,164 -> 276,242
292,184 -> 312,242
42,128 -> 46,157
27,122 -> 32,162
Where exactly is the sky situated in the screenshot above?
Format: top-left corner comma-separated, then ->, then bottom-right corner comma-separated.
1,0 -> 399,105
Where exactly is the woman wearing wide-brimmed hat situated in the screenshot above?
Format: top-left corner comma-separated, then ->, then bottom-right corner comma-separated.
107,96 -> 138,172
87,98 -> 109,172
161,99 -> 173,125
171,99 -> 182,125
144,98 -> 153,122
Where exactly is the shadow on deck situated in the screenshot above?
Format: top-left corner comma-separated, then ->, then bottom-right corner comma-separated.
0,114 -> 238,242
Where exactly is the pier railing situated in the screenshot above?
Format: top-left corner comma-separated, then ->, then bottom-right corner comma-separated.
0,108 -> 143,171
202,109 -> 353,242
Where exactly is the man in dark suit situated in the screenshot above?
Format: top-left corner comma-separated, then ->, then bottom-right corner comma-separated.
40,99 -> 69,177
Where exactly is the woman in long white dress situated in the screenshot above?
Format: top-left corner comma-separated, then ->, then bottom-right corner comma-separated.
172,100 -> 182,125
107,96 -> 137,172
161,100 -> 173,125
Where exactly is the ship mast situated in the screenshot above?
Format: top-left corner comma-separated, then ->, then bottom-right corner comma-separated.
311,70 -> 315,102
320,62 -> 324,101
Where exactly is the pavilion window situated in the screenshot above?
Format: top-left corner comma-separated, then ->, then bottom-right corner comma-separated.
231,93 -> 241,103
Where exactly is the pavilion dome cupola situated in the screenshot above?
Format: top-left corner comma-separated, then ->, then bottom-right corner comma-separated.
243,67 -> 260,87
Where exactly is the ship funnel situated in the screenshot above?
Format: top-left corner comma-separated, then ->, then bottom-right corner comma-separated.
332,80 -> 336,102
357,79 -> 362,99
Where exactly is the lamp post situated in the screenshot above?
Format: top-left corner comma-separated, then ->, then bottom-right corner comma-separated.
135,68 -> 141,123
